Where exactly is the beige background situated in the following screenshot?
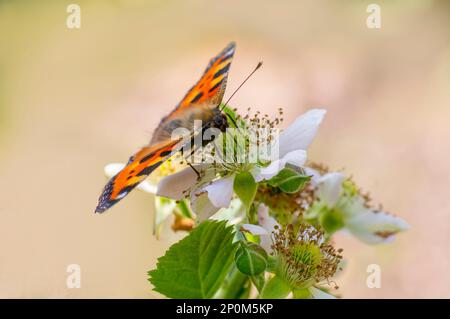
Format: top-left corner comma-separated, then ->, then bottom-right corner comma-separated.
1,0 -> 449,298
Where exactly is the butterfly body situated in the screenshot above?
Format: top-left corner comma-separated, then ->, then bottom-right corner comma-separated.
95,43 -> 235,213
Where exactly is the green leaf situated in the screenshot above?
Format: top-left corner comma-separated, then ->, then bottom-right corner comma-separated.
233,172 -> 257,211
148,220 -> 238,298
235,242 -> 268,276
260,276 -> 291,299
267,168 -> 310,193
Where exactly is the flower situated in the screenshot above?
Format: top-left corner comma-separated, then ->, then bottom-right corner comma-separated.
271,224 -> 342,294
251,108 -> 326,182
309,172 -> 410,244
157,109 -> 326,217
241,205 -> 341,299
244,219 -> 342,298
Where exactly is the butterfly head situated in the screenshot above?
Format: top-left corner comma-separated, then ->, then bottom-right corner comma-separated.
212,112 -> 229,132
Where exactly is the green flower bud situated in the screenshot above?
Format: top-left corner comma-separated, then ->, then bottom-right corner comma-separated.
235,242 -> 268,276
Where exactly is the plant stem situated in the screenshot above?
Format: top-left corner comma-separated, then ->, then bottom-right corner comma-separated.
215,267 -> 250,299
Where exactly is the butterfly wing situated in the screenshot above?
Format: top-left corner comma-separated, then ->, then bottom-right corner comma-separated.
151,42 -> 235,143
95,43 -> 236,213
95,138 -> 181,213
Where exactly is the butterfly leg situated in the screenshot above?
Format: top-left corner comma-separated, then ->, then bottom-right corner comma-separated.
187,162 -> 200,179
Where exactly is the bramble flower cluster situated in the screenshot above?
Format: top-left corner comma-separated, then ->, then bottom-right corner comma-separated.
104,106 -> 409,299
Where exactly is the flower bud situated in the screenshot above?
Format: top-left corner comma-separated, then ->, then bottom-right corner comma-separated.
235,242 -> 268,276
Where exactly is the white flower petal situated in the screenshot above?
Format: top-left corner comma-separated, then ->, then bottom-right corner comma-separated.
258,204 -> 279,253
240,224 -> 269,235
317,172 -> 345,207
346,210 -> 410,245
258,204 -> 279,233
309,286 -> 336,299
256,150 -> 308,181
156,166 -> 198,200
304,167 -> 321,185
203,175 -> 235,208
278,109 -> 326,156
104,163 -> 156,194
137,181 -> 157,194
338,196 -> 367,219
153,197 -> 177,238
190,192 -> 220,221
282,149 -> 308,168
250,166 -> 264,183
104,163 -> 125,177
257,159 -> 285,181
210,199 -> 244,224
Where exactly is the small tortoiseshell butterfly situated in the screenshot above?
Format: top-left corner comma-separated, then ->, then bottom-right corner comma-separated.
95,42 -> 236,213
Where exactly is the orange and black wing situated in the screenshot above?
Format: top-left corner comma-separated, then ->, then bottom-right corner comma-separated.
95,138 -> 180,213
151,42 -> 236,143
95,43 -> 236,213
178,41 -> 235,108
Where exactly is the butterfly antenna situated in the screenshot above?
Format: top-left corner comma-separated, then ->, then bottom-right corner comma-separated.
220,61 -> 263,111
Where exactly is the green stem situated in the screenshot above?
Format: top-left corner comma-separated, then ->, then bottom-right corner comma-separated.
215,267 -> 250,299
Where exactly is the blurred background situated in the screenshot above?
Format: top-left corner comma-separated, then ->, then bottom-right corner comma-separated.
1,0 -> 449,298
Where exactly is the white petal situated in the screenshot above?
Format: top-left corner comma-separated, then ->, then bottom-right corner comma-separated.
190,192 -> 220,221
338,196 -> 367,219
309,286 -> 336,299
278,109 -> 326,156
104,163 -> 125,178
250,166 -> 264,183
153,197 -> 177,238
256,150 -> 307,181
282,149 -> 307,168
257,159 -> 285,181
104,163 -> 156,194
304,167 -> 321,185
203,175 -> 235,208
346,210 -> 410,245
258,204 -> 279,233
210,199 -> 244,224
317,172 -> 345,207
258,204 -> 279,253
240,224 -> 269,235
156,166 -> 198,200
137,181 -> 157,194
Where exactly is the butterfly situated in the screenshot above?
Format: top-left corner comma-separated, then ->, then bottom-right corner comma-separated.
95,42 -> 236,213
